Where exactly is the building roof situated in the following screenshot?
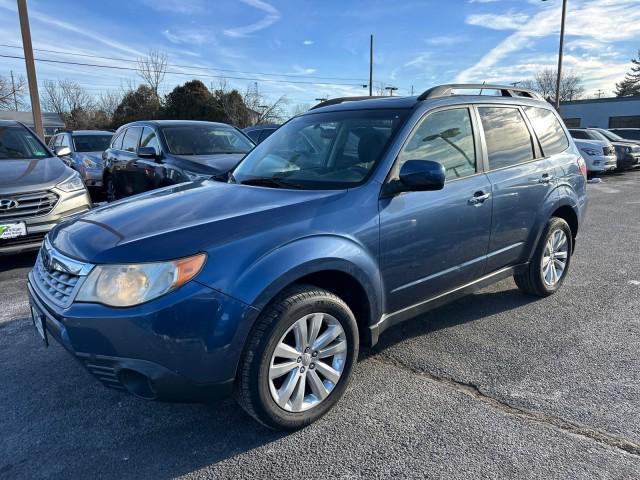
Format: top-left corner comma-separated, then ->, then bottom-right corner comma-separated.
0,111 -> 65,127
560,95 -> 640,106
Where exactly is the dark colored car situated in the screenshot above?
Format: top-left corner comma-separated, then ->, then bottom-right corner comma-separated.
28,84 -> 587,430
102,120 -> 254,201
48,130 -> 113,192
243,124 -> 280,144
0,121 -> 92,254
586,128 -> 640,170
608,128 -> 640,142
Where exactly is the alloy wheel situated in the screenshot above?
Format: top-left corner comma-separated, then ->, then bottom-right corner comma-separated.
541,229 -> 569,286
268,312 -> 347,413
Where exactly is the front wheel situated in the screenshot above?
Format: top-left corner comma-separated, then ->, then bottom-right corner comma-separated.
236,285 -> 359,430
514,217 -> 572,297
105,175 -> 117,203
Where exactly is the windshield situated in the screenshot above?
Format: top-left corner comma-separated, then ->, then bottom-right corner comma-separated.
597,129 -> 623,141
587,130 -> 609,142
232,109 -> 409,189
73,134 -> 112,152
162,125 -> 254,155
0,126 -> 51,160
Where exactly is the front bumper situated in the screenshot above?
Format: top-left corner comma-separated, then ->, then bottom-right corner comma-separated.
617,153 -> 640,170
80,166 -> 104,187
28,273 -> 259,401
0,188 -> 91,255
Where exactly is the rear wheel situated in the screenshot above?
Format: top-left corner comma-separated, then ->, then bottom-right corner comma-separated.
236,285 -> 359,430
514,217 -> 572,297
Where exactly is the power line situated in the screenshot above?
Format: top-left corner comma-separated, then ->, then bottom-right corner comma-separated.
0,43 -> 370,83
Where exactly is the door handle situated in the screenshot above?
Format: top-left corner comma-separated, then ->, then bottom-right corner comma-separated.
539,173 -> 554,184
468,191 -> 491,205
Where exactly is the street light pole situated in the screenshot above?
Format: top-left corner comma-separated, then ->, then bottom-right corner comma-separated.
554,0 -> 568,111
385,86 -> 398,97
17,0 -> 43,139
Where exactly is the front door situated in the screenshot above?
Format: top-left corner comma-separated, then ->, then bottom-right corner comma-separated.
379,106 -> 492,313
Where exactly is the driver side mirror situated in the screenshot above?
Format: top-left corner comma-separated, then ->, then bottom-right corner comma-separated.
382,160 -> 446,197
138,146 -> 159,160
54,146 -> 71,157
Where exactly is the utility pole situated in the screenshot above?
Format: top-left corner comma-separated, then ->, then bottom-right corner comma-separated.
369,34 -> 373,97
511,81 -> 521,87
551,0 -> 568,110
10,70 -> 18,111
385,86 -> 398,97
595,89 -> 604,99
17,0 -> 43,139
410,85 -> 414,96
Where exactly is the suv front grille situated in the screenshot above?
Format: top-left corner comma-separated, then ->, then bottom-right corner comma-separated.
31,239 -> 93,308
0,191 -> 58,221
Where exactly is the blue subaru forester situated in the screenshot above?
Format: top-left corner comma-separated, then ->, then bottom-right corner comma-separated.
28,84 -> 587,429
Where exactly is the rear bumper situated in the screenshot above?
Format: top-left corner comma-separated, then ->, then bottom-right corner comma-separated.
27,275 -> 259,402
585,154 -> 617,172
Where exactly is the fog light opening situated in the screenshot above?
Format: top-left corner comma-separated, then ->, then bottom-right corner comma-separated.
118,369 -> 157,400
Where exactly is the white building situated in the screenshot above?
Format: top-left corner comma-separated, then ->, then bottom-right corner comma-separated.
559,96 -> 640,129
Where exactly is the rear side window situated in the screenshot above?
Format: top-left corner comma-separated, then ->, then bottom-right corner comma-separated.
111,130 -> 125,150
524,107 -> 569,156
479,107 -> 534,170
122,127 -> 142,153
398,108 -> 476,180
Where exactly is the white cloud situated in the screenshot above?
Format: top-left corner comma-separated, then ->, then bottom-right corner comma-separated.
224,0 -> 281,38
466,11 -> 529,30
469,0 -> 500,3
303,40 -> 315,45
292,65 -> 317,75
426,35 -> 466,46
162,29 -> 210,45
456,0 -> 640,94
140,0 -> 205,14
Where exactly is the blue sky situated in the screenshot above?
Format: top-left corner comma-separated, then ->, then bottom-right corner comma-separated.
0,0 -> 639,111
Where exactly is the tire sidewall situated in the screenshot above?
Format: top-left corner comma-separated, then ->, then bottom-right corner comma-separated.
536,218 -> 572,294
254,293 -> 359,429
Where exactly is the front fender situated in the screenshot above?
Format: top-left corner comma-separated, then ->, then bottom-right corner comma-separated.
230,234 -> 383,326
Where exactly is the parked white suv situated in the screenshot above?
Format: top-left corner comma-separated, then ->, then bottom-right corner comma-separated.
568,130 -> 616,173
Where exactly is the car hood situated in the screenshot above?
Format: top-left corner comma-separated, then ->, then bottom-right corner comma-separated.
171,153 -> 246,174
0,157 -> 71,194
49,180 -> 347,263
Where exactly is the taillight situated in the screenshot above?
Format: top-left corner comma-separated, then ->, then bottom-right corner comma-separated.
577,156 -> 587,179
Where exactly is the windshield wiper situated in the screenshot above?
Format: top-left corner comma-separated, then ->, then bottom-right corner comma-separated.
240,177 -> 304,189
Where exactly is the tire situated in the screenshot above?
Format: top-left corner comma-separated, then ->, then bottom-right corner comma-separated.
514,217 -> 572,297
105,175 -> 117,203
236,284 -> 359,430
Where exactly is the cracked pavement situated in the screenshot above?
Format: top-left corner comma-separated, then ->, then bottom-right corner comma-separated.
1,171 -> 639,479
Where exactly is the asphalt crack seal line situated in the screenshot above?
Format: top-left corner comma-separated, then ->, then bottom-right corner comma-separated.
367,352 -> 640,458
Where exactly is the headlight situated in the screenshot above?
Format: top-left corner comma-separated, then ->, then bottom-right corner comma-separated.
580,148 -> 598,156
183,170 -> 211,181
76,253 -> 206,307
82,157 -> 99,168
56,172 -> 85,192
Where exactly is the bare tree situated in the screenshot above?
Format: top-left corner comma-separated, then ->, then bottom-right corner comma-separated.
42,79 -> 96,129
290,103 -> 311,117
520,68 -> 584,104
137,49 -> 168,98
0,73 -> 27,110
243,82 -> 288,126
97,90 -> 123,122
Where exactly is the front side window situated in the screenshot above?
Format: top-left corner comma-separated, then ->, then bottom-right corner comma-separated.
140,127 -> 160,154
59,134 -> 71,148
232,109 -> 409,189
162,125 -> 254,155
397,108 -> 476,180
122,127 -> 142,153
73,135 -> 112,152
111,130 -> 125,149
523,106 -> 569,156
479,107 -> 534,170
0,126 -> 51,159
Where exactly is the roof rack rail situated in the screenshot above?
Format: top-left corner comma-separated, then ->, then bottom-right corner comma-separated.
417,84 -> 543,101
310,96 -> 385,110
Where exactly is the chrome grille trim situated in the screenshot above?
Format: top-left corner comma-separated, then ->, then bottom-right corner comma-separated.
0,190 -> 59,221
31,237 -> 94,308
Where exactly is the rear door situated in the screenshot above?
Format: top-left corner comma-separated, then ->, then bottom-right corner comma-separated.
379,106 -> 493,312
478,105 -> 556,272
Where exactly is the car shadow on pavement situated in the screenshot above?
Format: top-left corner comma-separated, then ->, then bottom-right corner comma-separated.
369,282 -> 540,355
0,251 -> 37,273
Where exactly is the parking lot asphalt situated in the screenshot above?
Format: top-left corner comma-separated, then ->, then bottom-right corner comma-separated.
1,171 -> 639,479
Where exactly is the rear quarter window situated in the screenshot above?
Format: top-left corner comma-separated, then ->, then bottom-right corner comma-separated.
478,106 -> 535,170
524,106 -> 569,156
